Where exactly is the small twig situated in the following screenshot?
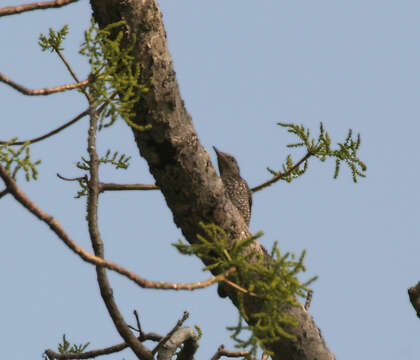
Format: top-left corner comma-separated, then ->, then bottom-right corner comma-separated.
56,50 -> 80,83
100,182 -> 159,192
0,0 -> 79,17
210,345 -> 251,360
304,289 -> 313,311
0,73 -> 88,96
44,342 -> 128,360
57,173 -> 87,182
0,188 -> 9,199
222,278 -> 259,297
251,152 -> 312,192
0,97 -> 112,146
152,312 -> 189,355
134,310 -> 143,334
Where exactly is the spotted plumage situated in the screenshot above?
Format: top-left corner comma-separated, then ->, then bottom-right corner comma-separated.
213,146 -> 252,226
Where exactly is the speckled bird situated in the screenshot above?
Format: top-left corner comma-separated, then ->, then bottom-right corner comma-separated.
213,146 -> 252,226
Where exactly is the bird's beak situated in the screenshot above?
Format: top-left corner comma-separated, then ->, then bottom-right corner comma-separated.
213,146 -> 219,154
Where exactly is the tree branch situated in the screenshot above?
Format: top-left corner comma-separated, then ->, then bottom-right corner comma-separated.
44,342 -> 129,360
251,152 -> 312,193
152,311 -> 189,355
0,73 -> 88,96
153,312 -> 198,360
210,345 -> 252,360
0,188 -> 8,199
0,164 -> 233,292
0,0 -> 79,17
85,99 -> 153,360
44,332 -> 163,360
100,182 -> 159,192
90,1 -> 335,359
0,109 -> 89,146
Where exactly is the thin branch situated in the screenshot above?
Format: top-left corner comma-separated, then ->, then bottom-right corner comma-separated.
56,49 -> 81,84
152,312 -> 189,355
0,0 -> 79,17
85,98 -> 153,360
0,188 -> 9,199
0,109 -> 89,146
210,345 -> 252,360
0,73 -> 88,96
0,96 -> 113,146
0,164 -> 234,291
100,182 -> 159,192
44,342 -> 128,360
44,331 -> 163,360
222,278 -> 258,297
57,173 -> 87,182
251,152 -> 312,192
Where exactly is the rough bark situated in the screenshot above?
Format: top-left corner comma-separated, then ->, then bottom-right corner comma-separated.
89,1 -> 336,359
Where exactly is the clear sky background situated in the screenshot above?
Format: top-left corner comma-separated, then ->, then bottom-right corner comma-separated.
1,1 -> 420,359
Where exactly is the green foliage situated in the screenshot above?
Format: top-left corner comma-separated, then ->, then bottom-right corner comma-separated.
100,149 -> 131,169
194,325 -> 203,341
57,334 -> 90,354
79,19 -> 150,131
73,150 -> 130,198
0,139 -> 40,181
173,223 -> 316,354
39,25 -> 69,52
275,122 -> 366,183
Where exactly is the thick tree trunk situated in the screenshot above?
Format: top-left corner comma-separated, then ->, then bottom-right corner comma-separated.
90,1 -> 335,359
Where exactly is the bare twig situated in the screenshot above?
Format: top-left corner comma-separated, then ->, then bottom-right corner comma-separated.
0,73 -> 88,96
222,278 -> 258,297
57,173 -> 87,182
0,164 -> 233,291
100,182 -> 159,192
210,345 -> 252,360
56,50 -> 81,83
0,95 -> 113,146
0,0 -> 79,17
44,342 -> 128,360
304,289 -> 313,311
134,310 -> 143,333
85,99 -> 153,360
44,330 -> 163,360
0,188 -> 9,199
251,152 -> 312,192
152,311 -> 189,355
0,109 -> 89,146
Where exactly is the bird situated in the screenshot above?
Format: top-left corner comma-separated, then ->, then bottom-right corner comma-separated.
213,146 -> 252,226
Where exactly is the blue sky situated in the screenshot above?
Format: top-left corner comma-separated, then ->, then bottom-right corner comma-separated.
1,1 -> 420,359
